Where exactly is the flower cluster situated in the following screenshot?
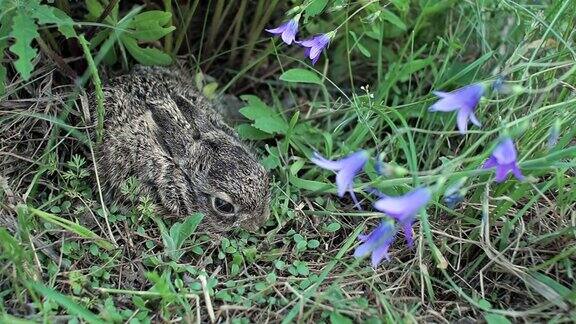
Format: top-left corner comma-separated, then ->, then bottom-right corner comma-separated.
311,82 -> 527,267
266,15 -> 333,65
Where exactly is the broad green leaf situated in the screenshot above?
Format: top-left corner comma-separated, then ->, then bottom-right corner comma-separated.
129,10 -> 175,41
305,0 -> 329,17
9,12 -> 39,80
33,5 -> 77,38
169,213 -> 204,249
239,95 -> 289,135
484,314 -> 512,324
280,68 -> 323,85
253,116 -> 289,134
85,0 -> 104,20
29,282 -> 101,324
380,9 -> 407,31
120,34 -> 172,65
236,124 -> 274,140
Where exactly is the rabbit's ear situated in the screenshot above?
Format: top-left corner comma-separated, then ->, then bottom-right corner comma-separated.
174,94 -> 239,139
147,97 -> 201,157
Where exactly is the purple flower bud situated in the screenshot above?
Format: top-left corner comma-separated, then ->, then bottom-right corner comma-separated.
266,16 -> 299,45
354,221 -> 396,267
429,84 -> 485,134
483,137 -> 524,182
373,187 -> 431,247
297,32 -> 332,65
310,150 -> 369,208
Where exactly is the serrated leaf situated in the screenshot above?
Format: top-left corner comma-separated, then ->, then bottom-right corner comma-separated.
129,10 -> 175,41
305,0 -> 329,17
120,34 -> 172,65
253,116 -> 289,134
380,9 -> 407,31
280,68 -> 323,85
236,124 -> 274,140
239,95 -> 288,135
9,12 -> 39,80
33,5 -> 77,38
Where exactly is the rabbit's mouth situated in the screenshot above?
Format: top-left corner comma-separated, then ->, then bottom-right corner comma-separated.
239,208 -> 270,232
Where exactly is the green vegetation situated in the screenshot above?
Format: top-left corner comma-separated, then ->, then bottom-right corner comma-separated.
1,0 -> 575,322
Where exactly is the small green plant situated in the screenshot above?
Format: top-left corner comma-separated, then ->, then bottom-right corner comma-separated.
0,0 -> 76,93
85,0 -> 175,67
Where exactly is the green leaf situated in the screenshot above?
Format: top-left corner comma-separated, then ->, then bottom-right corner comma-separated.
33,5 -> 77,38
9,12 -> 39,80
0,65 -> 6,95
289,174 -> 329,191
120,34 -> 172,65
170,213 -> 204,250
324,222 -> 341,232
305,0 -> 329,17
329,312 -> 353,324
129,10 -> 176,41
85,0 -> 104,20
484,314 -> 512,324
279,68 -> 323,85
236,124 -> 274,140
28,206 -> 114,250
253,116 -> 289,134
398,58 -> 432,81
380,9 -> 407,31
29,282 -> 101,324
239,95 -> 288,134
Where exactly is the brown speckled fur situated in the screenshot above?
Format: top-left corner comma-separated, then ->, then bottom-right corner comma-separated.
96,65 -> 270,232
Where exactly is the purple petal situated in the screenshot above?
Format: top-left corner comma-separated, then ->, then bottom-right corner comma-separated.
265,22 -> 288,35
373,187 -> 431,222
297,36 -> 318,47
453,84 -> 485,109
495,165 -> 510,183
511,164 -> 524,181
401,221 -> 414,247
456,108 -> 470,134
353,222 -> 395,264
353,240 -> 374,258
493,138 -> 517,164
334,151 -> 369,197
371,243 -> 391,267
469,112 -> 482,127
429,96 -> 461,112
433,91 -> 450,98
335,170 -> 354,197
310,152 -> 343,171
483,156 -> 498,169
280,20 -> 298,45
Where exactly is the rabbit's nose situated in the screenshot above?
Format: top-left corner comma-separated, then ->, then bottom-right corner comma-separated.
240,209 -> 270,232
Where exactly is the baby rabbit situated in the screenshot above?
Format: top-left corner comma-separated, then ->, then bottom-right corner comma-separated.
95,65 -> 270,233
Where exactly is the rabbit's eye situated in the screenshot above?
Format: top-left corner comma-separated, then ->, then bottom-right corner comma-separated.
211,196 -> 236,216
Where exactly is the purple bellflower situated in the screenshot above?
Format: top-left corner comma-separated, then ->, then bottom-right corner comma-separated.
429,84 -> 485,134
311,150 -> 369,207
373,187 -> 431,247
266,15 -> 300,45
354,221 -> 396,267
297,31 -> 334,64
483,137 -> 524,182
